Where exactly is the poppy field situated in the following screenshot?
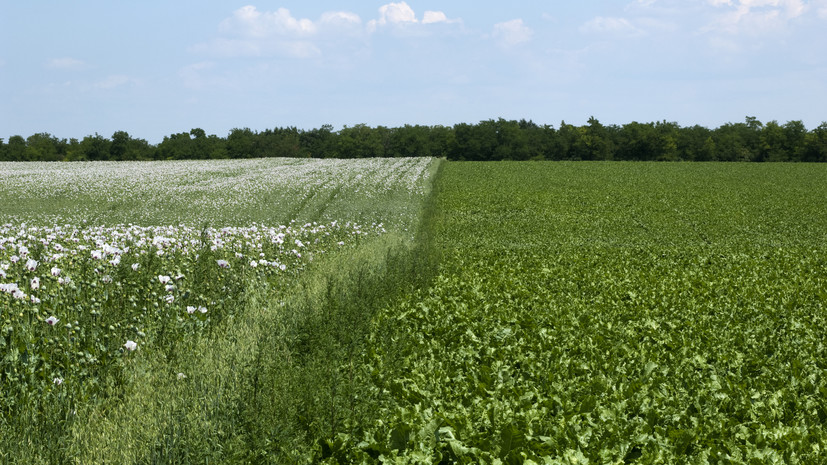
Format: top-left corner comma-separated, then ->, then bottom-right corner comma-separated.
2,159 -> 827,463
0,158 -> 438,463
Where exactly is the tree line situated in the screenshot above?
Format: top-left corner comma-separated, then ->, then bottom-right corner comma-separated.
2,117 -> 826,162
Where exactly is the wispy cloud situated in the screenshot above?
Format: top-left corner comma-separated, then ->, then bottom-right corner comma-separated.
193,6 -> 332,58
580,16 -> 646,37
492,19 -> 533,46
704,0 -> 806,35
319,11 -> 363,32
94,75 -> 136,89
47,57 -> 85,69
194,3 -> 460,58
219,6 -> 316,38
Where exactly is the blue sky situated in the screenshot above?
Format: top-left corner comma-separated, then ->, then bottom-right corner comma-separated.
2,0 -> 825,143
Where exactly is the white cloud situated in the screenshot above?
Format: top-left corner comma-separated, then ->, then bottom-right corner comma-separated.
366,3 -> 457,31
422,11 -> 448,24
198,6 -> 363,58
320,11 -> 362,27
367,2 -> 417,32
377,2 -> 417,24
219,6 -> 316,38
47,57 -> 85,69
580,17 -> 645,36
493,19 -> 533,46
195,4 -> 459,59
705,0 -> 807,34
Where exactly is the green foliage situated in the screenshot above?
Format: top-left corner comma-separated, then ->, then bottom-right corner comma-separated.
3,159 -> 826,462
352,162 -> 827,462
4,117 -> 827,162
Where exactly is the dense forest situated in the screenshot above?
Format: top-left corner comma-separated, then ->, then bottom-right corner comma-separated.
2,117 -> 826,162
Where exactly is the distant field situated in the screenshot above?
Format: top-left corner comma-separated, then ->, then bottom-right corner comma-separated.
0,158 -> 433,226
3,160 -> 827,463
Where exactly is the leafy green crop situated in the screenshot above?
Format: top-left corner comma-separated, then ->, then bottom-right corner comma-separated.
356,162 -> 827,464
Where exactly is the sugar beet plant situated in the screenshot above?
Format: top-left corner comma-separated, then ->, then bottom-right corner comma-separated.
351,162 -> 827,464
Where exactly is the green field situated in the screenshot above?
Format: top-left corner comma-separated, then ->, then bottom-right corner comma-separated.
359,162 -> 827,464
2,160 -> 827,463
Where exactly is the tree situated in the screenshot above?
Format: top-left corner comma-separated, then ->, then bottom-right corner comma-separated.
337,124 -> 384,158
783,120 -> 807,161
713,122 -> 758,161
110,131 -> 131,160
6,136 -> 26,161
158,132 -> 194,159
654,120 -> 679,161
79,134 -> 112,161
492,118 -> 530,160
300,124 -> 335,158
579,117 -> 616,160
227,128 -> 256,159
760,121 -> 788,162
428,125 -> 455,158
616,122 -> 660,160
802,122 -> 827,162
25,133 -> 61,161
